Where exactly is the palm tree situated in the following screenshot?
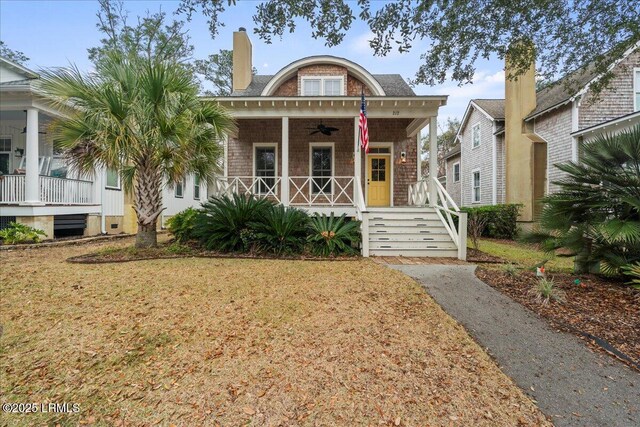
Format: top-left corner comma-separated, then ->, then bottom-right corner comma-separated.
38,53 -> 235,247
524,124 -> 640,274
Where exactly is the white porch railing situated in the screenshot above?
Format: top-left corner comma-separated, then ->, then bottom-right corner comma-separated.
0,175 -> 26,204
40,176 -> 94,205
408,178 -> 429,206
210,176 -> 282,203
288,176 -> 354,207
408,176 -> 467,260
0,175 -> 95,205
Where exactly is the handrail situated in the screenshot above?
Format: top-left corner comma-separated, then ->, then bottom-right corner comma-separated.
432,176 -> 460,212
406,175 -> 467,260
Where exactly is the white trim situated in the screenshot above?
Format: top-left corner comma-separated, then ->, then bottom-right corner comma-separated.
634,67 -> 640,112
452,161 -> 460,183
491,122 -> 497,205
471,168 -> 481,204
571,99 -> 580,163
281,117 -> 289,205
309,142 -> 335,195
364,142 -> 394,207
0,56 -> 39,79
471,123 -> 481,149
300,75 -> 345,96
261,56 -> 386,96
253,142 -> 279,195
571,110 -> 640,138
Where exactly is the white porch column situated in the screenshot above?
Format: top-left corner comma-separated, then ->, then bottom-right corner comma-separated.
353,116 -> 361,184
23,108 -> 43,205
429,116 -> 438,206
281,117 -> 289,205
416,127 -> 422,179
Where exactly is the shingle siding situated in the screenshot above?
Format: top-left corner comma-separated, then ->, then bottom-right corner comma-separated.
227,118 -> 417,206
579,50 -> 640,130
533,104 -> 573,193
445,154 -> 462,206
460,108 -> 495,207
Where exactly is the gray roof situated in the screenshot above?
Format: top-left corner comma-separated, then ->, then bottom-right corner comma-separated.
444,143 -> 461,160
0,78 -> 34,87
472,99 -> 505,120
526,63 -> 599,119
231,74 -> 415,97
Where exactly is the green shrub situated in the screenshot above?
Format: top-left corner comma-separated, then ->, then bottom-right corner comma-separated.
307,213 -> 361,256
460,204 -> 521,240
528,277 -> 566,305
621,263 -> 640,289
166,207 -> 200,243
0,222 -> 47,244
193,194 -> 273,252
251,205 -> 309,255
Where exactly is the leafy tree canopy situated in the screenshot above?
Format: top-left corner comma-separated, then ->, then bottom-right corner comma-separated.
0,41 -> 29,65
422,117 -> 460,177
194,49 -> 257,96
88,0 -> 195,68
176,0 -> 639,94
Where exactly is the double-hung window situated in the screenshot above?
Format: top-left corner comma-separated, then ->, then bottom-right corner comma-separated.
105,168 -> 120,189
310,144 -> 333,194
254,144 -> 277,195
472,123 -> 481,148
301,76 -> 344,96
0,136 -> 11,175
193,175 -> 201,200
472,170 -> 481,203
453,162 -> 460,183
175,178 -> 185,198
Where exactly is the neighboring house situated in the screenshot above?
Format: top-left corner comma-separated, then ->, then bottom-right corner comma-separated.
443,143 -> 461,207
0,56 -> 205,238
206,28 -> 467,258
447,42 -> 640,223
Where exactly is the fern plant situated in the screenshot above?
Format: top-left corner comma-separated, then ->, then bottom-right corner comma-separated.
166,207 -> 200,243
522,125 -> 640,275
307,213 -> 361,256
0,222 -> 47,244
251,205 -> 309,255
193,194 -> 272,252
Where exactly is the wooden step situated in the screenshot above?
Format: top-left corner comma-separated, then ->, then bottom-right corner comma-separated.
368,248 -> 459,257
369,240 -> 458,250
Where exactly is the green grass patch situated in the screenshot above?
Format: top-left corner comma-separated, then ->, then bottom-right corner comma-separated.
476,238 -> 574,273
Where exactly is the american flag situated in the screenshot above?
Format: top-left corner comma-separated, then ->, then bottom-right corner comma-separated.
359,90 -> 369,153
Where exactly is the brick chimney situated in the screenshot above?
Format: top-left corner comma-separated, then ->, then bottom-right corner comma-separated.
504,43 -> 545,223
232,27 -> 253,93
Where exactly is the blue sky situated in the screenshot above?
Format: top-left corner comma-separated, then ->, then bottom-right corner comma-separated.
0,0 -> 505,126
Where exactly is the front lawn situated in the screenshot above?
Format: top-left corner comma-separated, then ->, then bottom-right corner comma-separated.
0,238 -> 548,426
474,238 -> 574,273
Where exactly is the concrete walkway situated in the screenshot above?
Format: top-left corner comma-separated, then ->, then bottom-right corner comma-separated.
390,264 -> 640,427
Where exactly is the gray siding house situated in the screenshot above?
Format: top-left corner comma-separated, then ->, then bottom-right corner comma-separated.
448,43 -> 640,212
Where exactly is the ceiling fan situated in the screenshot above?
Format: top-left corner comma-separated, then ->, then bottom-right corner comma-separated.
307,123 -> 339,136
19,110 -> 47,134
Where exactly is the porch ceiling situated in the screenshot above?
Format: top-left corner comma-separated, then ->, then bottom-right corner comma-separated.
210,96 -> 447,119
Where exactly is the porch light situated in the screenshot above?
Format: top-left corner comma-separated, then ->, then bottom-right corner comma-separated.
14,148 -> 24,157
400,151 -> 407,164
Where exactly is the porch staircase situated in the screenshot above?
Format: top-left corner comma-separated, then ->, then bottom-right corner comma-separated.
365,207 -> 459,257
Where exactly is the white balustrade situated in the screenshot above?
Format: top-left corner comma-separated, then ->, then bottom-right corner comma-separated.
0,175 -> 95,205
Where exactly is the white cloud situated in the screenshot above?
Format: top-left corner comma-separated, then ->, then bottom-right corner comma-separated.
263,63 -> 269,68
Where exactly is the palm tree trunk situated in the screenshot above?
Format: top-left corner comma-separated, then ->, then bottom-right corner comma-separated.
133,160 -> 164,248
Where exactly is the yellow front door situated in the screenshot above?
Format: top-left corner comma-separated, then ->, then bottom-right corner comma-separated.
367,155 -> 391,207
